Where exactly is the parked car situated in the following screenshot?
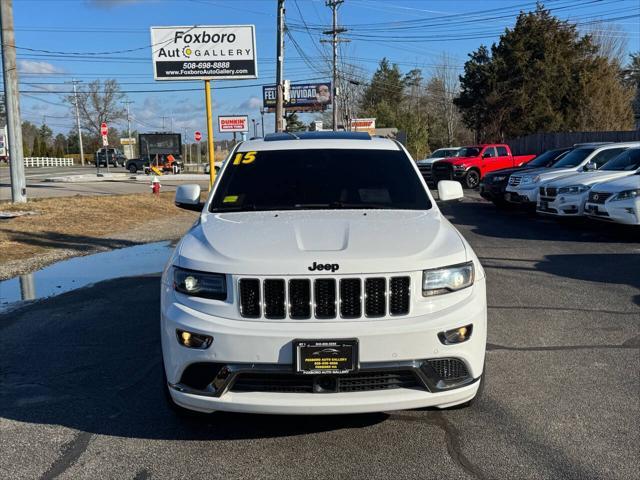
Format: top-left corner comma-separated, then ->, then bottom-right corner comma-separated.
126,154 -> 184,174
480,147 -> 571,206
162,131 -> 487,415
504,142 -> 637,207
584,171 -> 640,225
431,144 -> 536,189
537,147 -> 640,217
95,148 -> 126,167
416,147 -> 461,183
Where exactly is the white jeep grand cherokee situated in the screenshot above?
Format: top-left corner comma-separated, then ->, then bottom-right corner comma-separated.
161,132 -> 487,415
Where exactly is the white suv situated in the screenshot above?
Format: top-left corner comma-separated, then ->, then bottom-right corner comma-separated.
504,143 -> 635,206
537,146 -> 640,217
162,132 -> 486,415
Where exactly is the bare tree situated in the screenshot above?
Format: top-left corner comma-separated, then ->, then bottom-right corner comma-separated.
67,80 -> 127,137
585,22 -> 628,65
432,53 -> 461,146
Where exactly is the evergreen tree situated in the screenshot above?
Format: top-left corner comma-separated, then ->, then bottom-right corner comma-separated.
31,135 -> 41,157
286,113 -> 306,132
360,58 -> 404,127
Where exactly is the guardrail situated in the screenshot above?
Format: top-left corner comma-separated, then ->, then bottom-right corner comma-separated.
24,157 -> 74,167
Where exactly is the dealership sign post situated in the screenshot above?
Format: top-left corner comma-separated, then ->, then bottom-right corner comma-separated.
150,25 -> 257,187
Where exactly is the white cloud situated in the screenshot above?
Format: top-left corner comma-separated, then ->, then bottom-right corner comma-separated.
239,96 -> 262,111
17,60 -> 64,75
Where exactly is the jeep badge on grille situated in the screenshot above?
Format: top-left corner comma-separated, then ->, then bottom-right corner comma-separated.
308,262 -> 340,272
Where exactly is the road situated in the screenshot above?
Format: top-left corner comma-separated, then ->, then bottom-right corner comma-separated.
0,166 -> 210,200
1,194 -> 638,480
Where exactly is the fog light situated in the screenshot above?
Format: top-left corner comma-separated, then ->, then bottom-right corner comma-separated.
438,324 -> 473,345
176,329 -> 213,349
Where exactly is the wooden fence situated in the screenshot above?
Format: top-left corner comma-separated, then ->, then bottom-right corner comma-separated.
506,131 -> 640,155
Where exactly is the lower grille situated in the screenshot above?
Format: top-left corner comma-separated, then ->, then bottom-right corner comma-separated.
426,358 -> 469,380
588,191 -> 612,204
231,370 -> 422,394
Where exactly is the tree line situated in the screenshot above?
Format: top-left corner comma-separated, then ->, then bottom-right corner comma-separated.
352,3 -> 639,157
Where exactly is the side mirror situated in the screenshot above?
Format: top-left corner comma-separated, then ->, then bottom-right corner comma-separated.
584,161 -> 596,171
438,180 -> 464,201
175,184 -> 203,211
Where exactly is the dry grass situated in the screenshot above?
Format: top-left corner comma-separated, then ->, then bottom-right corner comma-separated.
0,192 -> 195,264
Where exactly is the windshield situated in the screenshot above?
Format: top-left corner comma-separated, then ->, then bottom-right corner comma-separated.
458,147 -> 480,157
526,149 -> 567,168
430,149 -> 458,159
600,149 -> 640,171
210,148 -> 432,212
552,148 -> 595,168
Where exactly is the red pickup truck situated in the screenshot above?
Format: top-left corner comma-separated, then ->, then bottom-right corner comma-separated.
430,144 -> 536,189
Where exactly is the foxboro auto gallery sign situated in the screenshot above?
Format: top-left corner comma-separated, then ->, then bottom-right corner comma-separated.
150,25 -> 257,80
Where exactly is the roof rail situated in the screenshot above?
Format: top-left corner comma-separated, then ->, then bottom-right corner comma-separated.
263,131 -> 371,141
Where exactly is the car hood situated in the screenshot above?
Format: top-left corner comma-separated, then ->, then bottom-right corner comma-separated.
175,210 -> 468,275
547,171 -> 636,188
521,167 -> 579,183
589,174 -> 640,193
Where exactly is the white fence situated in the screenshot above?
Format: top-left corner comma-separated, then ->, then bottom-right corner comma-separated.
24,157 -> 74,167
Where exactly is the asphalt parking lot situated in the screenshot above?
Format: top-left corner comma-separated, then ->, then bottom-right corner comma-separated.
1,191 -> 638,480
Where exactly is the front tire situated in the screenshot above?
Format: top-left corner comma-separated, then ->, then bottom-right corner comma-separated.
128,165 -> 137,174
464,170 -> 480,189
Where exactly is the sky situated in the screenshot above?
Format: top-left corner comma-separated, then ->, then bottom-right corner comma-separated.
5,0 -> 640,142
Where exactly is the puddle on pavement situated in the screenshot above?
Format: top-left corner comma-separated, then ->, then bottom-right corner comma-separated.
0,241 -> 174,312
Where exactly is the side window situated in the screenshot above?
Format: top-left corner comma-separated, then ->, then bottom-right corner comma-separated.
483,147 -> 497,158
591,148 -> 625,168
496,146 -> 509,156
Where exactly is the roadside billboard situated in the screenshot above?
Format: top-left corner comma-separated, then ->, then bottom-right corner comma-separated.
350,118 -> 376,135
262,82 -> 331,112
218,115 -> 249,133
150,25 -> 257,80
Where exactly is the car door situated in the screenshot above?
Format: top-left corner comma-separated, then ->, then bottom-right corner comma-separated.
495,145 -> 511,170
481,147 -> 498,175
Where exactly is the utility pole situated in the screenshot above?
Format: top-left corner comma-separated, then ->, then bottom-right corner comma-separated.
123,100 -> 134,140
275,0 -> 285,132
322,0 -> 346,131
70,79 -> 85,166
260,107 -> 265,137
0,0 -> 26,202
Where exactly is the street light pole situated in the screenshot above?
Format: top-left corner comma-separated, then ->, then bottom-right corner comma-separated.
260,107 -> 265,137
275,0 -> 285,132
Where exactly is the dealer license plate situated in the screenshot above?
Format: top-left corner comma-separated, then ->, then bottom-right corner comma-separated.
294,339 -> 358,374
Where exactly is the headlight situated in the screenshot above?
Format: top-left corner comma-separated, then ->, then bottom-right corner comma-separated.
611,189 -> 640,201
558,185 -> 590,194
173,267 -> 227,300
521,175 -> 540,185
453,164 -> 467,170
423,262 -> 474,296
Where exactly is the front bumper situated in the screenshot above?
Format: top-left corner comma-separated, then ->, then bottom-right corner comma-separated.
537,193 -> 586,217
504,188 -> 537,205
161,278 -> 487,414
480,182 -> 506,201
585,201 -> 640,225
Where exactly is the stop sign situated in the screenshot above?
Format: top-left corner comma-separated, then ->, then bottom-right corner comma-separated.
194,131 -> 202,142
100,122 -> 108,136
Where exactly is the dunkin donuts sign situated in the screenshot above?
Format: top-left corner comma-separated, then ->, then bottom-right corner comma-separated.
218,115 -> 249,133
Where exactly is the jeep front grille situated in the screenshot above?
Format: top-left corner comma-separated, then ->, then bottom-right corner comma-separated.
239,276 -> 411,319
